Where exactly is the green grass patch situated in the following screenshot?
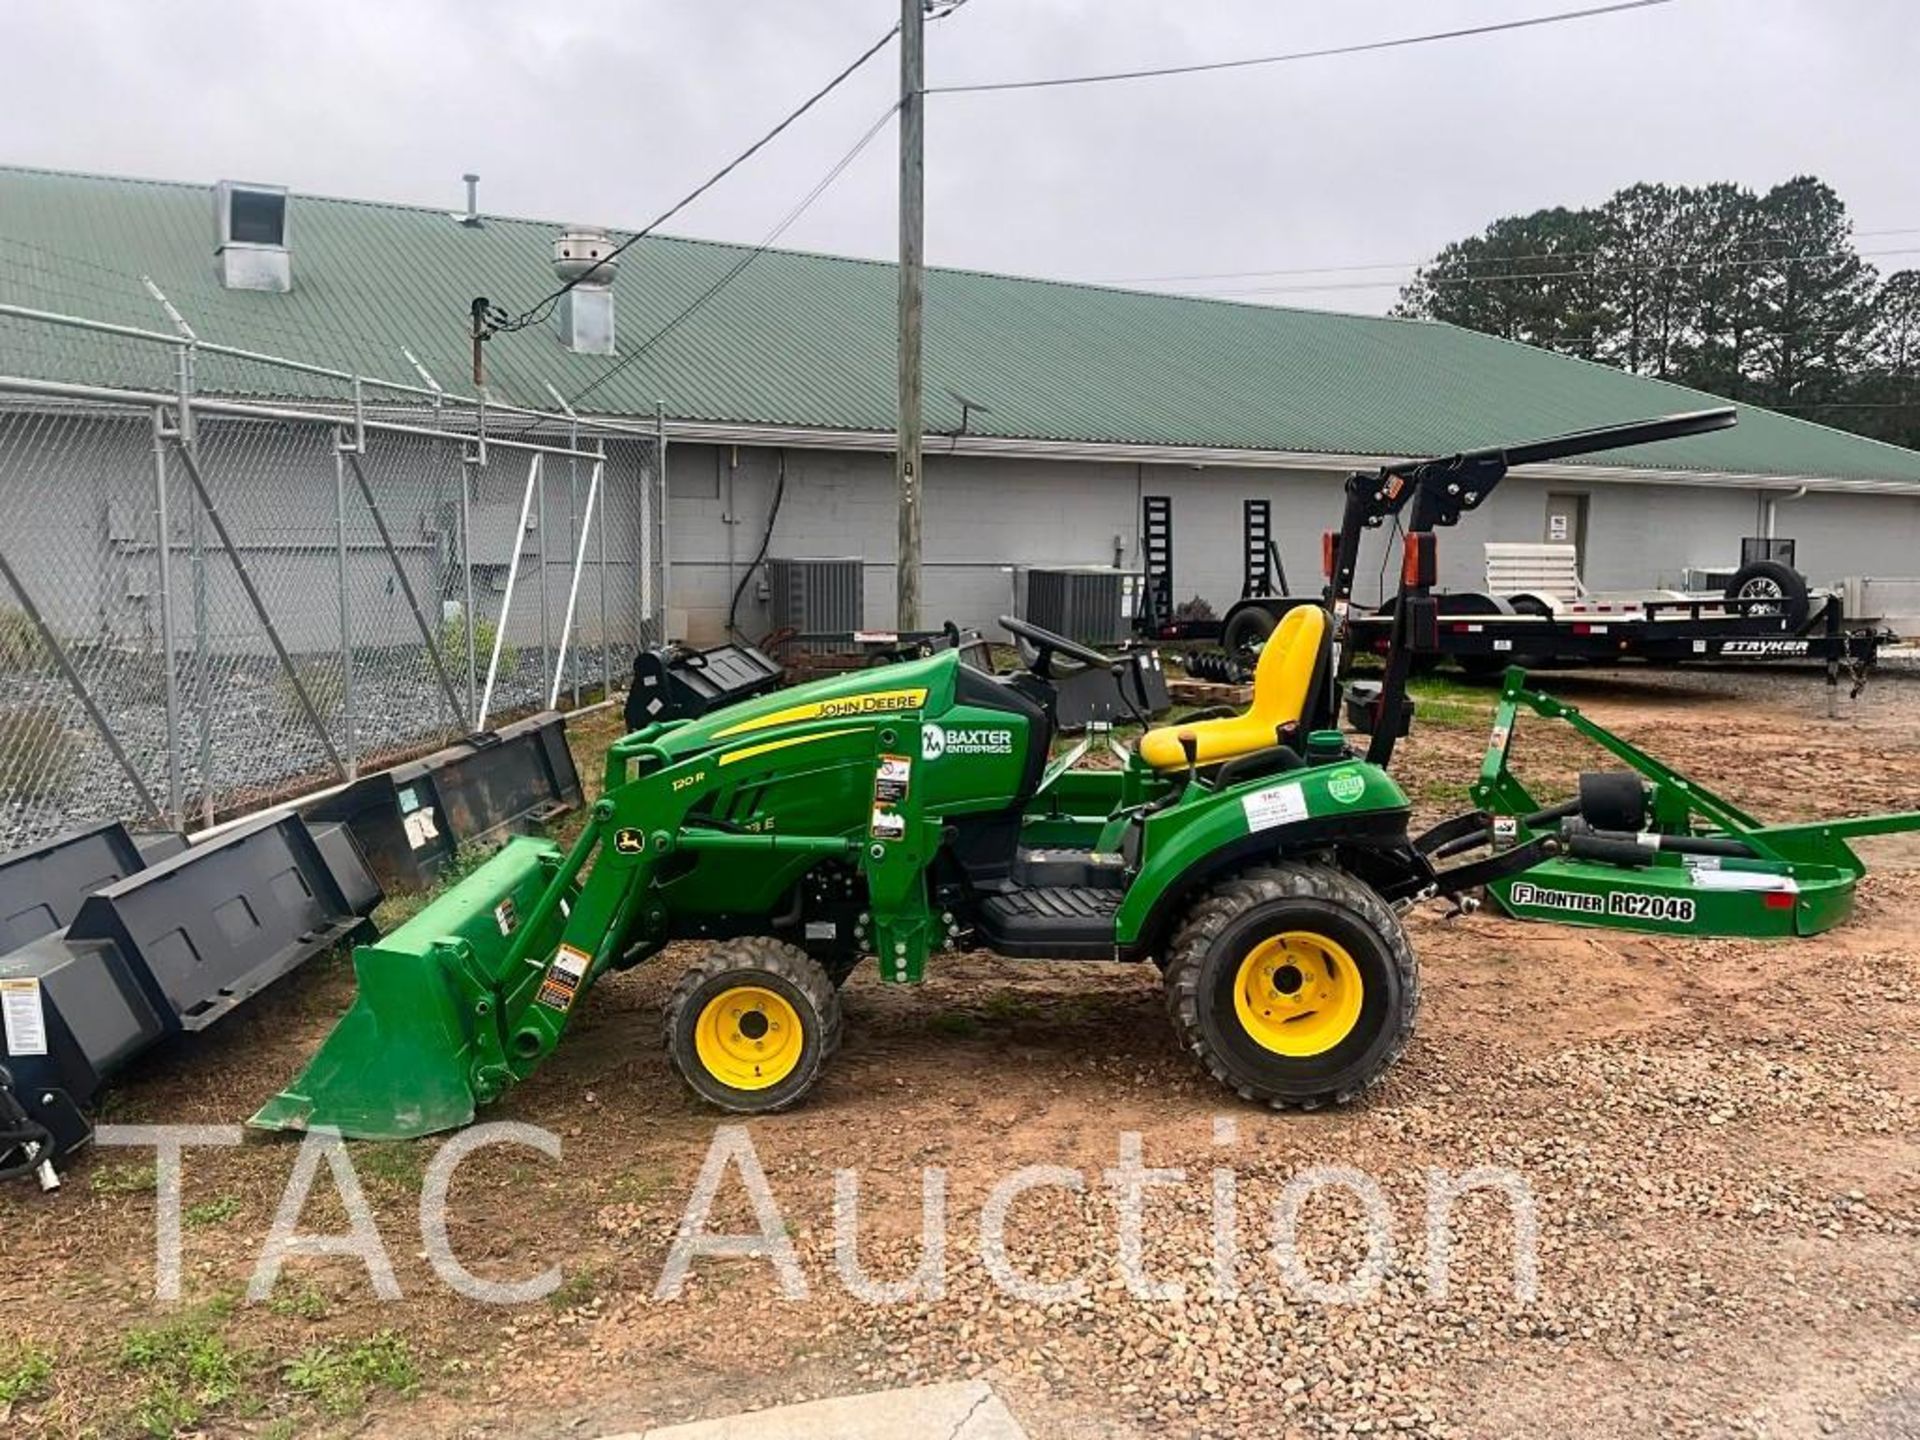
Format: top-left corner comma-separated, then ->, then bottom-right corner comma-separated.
1411,776 -> 1475,809
925,1010 -> 982,1039
547,1264 -> 601,1312
355,1141 -> 427,1192
266,1284 -> 329,1321
604,1163 -> 674,1205
90,1161 -> 157,1198
183,1195 -> 242,1229
282,1331 -> 416,1416
1407,675 -> 1497,730
266,1290 -> 330,1328
982,992 -> 1041,1023
118,1317 -> 246,1437
0,1341 -> 54,1406
372,841 -> 500,931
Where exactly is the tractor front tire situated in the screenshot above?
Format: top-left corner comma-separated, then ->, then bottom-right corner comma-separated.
1164,863 -> 1418,1109
665,938 -> 842,1113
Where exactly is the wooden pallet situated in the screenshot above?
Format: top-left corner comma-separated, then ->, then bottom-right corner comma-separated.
1168,677 -> 1251,708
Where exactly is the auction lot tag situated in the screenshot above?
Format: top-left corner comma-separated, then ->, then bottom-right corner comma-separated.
1,976 -> 49,1056
1242,781 -> 1308,832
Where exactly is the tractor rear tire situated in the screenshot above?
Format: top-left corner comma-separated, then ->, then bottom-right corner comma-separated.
1163,863 -> 1418,1109
665,938 -> 842,1113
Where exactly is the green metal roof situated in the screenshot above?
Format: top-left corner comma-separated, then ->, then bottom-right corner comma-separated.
2,163 -> 1918,484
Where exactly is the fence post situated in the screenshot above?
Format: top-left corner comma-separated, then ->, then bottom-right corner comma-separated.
599,441 -> 611,698
333,430 -> 358,779
149,406 -> 184,827
174,337 -> 216,828
655,401 -> 671,647
190,480 -> 211,828
477,451 -> 541,730
549,455 -> 603,710
537,441 -> 551,702
544,382 -> 583,709
460,452 -> 478,725
569,444 -> 580,708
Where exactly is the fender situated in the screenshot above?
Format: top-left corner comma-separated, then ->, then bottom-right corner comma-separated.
1114,762 -> 1411,957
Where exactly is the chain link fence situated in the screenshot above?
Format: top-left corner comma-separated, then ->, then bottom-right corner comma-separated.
0,301 -> 667,850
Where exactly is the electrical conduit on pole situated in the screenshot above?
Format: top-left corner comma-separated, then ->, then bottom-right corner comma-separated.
895,0 -> 925,631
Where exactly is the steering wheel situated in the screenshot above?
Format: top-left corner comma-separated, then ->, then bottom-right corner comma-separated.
998,614 -> 1113,673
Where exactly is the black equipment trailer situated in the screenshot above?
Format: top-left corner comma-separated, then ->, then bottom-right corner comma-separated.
1341,588 -> 1884,675
1157,456 -> 1888,686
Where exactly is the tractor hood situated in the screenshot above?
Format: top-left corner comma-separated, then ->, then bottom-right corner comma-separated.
643,650 -> 961,762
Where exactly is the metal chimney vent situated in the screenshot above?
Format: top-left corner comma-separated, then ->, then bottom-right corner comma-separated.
552,226 -> 617,354
213,180 -> 290,292
454,173 -> 483,227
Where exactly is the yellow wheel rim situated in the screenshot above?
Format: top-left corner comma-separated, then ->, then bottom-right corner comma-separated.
693,985 -> 806,1090
1232,932 -> 1365,1057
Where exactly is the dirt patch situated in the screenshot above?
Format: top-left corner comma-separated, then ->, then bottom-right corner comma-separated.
3,671 -> 1918,1438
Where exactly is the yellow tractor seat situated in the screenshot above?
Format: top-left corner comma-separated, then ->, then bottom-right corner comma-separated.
1141,605 -> 1331,771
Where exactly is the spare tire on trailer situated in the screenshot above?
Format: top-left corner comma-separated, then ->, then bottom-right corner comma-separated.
1725,559 -> 1810,630
1220,603 -> 1277,665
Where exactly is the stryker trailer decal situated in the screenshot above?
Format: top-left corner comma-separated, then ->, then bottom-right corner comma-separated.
1720,640 -> 1812,657
1508,881 -> 1696,924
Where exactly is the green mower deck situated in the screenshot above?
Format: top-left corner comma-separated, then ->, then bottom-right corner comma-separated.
1472,670 -> 1920,939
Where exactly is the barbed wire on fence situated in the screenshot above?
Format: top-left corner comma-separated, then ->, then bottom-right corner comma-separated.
0,296 -> 667,850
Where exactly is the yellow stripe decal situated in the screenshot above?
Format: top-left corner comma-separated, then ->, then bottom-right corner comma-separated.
718,733 -> 835,767
712,688 -> 927,739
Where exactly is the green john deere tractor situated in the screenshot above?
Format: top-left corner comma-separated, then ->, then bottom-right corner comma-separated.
256,597 -> 1468,1136
255,406 -> 1919,1140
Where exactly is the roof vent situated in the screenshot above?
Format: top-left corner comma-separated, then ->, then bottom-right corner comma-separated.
213,180 -> 291,293
552,227 -> 617,355
455,173 -> 483,228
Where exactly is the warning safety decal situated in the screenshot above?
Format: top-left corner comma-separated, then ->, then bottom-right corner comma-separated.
535,944 -> 593,1012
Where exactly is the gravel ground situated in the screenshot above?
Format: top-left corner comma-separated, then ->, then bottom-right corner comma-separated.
1,670 -> 1917,1439
0,644 -> 635,850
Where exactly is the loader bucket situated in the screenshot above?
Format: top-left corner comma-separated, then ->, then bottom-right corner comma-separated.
251,837 -> 568,1141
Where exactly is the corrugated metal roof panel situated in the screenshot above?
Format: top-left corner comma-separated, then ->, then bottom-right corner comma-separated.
1,163 -> 1917,484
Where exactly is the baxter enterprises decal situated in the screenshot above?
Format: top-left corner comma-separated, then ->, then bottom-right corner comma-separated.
1509,881 -> 1696,925
921,723 -> 1015,760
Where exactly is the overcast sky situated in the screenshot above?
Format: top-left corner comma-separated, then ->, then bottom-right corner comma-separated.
3,0 -> 1916,314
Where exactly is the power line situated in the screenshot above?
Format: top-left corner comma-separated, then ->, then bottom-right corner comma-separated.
486,19 -> 902,337
1189,245 -> 1920,298
928,0 -> 1678,95
1111,227 -> 1920,286
548,102 -> 903,418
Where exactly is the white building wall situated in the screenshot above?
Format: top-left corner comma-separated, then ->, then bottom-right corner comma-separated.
664,443 -> 1920,643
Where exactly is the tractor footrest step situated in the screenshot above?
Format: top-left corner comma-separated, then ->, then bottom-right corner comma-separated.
1011,847 -> 1127,890
975,886 -> 1121,959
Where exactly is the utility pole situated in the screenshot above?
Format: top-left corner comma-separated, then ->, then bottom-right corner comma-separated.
895,0 -> 925,631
